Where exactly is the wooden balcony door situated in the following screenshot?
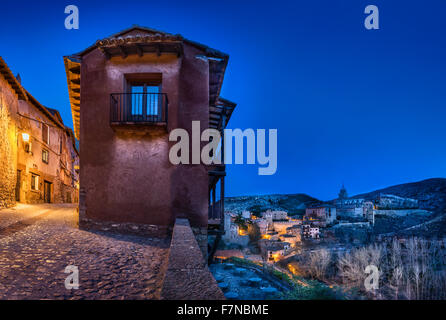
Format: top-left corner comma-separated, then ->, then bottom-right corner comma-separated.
130,84 -> 161,121
44,181 -> 52,203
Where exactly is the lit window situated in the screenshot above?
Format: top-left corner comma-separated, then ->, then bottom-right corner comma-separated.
31,174 -> 39,191
42,149 -> 49,164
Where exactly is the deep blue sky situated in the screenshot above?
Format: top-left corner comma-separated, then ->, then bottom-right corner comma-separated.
1,0 -> 445,200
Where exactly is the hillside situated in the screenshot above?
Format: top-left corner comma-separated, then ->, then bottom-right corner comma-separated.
227,178 -> 446,237
352,178 -> 446,213
351,178 -> 446,237
225,193 -> 320,216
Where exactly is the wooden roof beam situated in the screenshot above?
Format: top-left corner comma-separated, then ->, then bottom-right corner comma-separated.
69,66 -> 81,74
102,47 -> 111,60
136,44 -> 143,57
118,46 -> 128,59
176,43 -> 183,57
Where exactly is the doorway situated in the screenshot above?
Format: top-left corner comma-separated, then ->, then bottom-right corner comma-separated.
44,181 -> 52,203
15,170 -> 21,202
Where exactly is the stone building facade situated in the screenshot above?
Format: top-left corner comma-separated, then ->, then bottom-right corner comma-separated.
0,57 -> 79,208
336,198 -> 366,218
0,58 -> 20,208
223,212 -> 250,246
262,210 -> 288,223
305,205 -> 337,225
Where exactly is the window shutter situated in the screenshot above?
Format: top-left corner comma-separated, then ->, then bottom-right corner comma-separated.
42,124 -> 49,144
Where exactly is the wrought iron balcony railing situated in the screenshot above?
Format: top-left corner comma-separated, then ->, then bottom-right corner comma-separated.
110,93 -> 168,124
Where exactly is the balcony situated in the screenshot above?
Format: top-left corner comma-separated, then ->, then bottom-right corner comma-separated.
209,199 -> 223,221
110,93 -> 168,126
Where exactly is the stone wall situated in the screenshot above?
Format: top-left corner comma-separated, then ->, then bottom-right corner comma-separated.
161,219 -> 225,300
376,194 -> 419,210
0,103 -> 16,208
191,226 -> 209,259
337,206 -> 364,218
0,78 -> 18,208
79,217 -> 170,238
374,209 -> 431,217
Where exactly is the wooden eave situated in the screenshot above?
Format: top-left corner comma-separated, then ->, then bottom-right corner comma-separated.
98,40 -> 184,60
209,98 -> 237,131
64,56 -> 81,139
208,59 -> 228,107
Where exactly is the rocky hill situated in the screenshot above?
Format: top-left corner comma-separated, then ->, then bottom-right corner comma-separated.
352,178 -> 446,213
347,178 -> 446,237
355,178 -> 446,237
225,193 -> 320,216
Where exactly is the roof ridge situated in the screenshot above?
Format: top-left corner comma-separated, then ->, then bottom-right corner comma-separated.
68,25 -> 229,59
108,25 -> 174,38
0,56 -> 28,101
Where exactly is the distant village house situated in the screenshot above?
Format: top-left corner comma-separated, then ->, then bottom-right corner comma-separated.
302,224 -> 320,239
305,204 -> 337,226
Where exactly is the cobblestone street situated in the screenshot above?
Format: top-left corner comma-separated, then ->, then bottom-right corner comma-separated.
0,204 -> 170,300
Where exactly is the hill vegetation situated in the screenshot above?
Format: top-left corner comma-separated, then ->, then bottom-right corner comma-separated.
225,193 -> 321,216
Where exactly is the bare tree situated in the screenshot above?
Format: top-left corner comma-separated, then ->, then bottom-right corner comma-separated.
337,244 -> 382,290
307,249 -> 332,280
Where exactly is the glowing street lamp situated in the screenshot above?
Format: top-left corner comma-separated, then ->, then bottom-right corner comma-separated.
21,133 -> 32,153
22,133 -> 30,142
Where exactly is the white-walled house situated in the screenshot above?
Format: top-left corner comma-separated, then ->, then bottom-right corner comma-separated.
303,224 -> 320,239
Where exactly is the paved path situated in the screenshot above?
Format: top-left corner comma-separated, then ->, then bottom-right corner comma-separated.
0,204 -> 170,300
